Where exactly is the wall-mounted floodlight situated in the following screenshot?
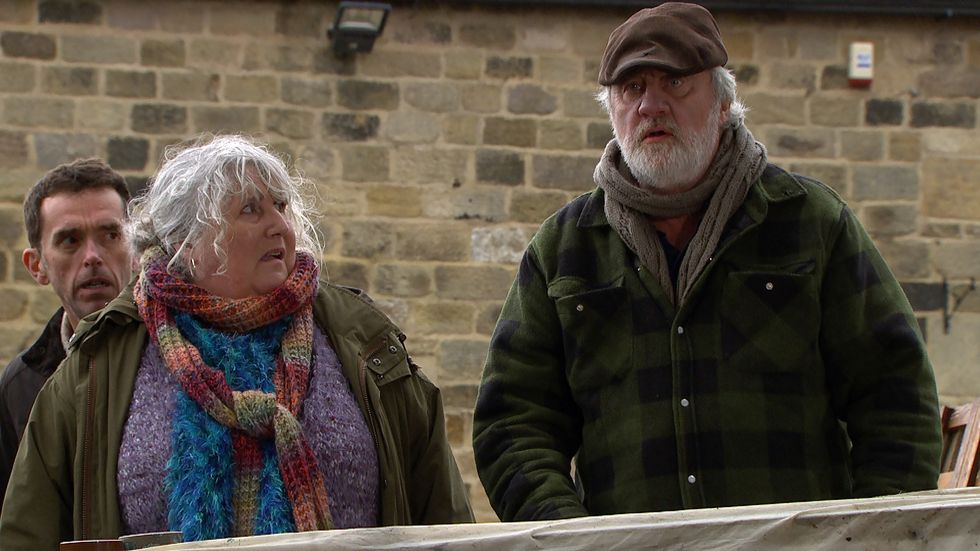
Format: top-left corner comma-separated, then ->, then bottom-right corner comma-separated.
328,1 -> 392,57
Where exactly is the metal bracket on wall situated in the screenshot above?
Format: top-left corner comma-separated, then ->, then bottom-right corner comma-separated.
943,276 -> 977,335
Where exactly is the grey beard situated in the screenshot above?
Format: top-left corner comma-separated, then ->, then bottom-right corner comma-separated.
617,109 -> 722,193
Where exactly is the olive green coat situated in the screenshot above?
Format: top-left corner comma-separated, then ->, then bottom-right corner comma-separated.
0,282 -> 472,549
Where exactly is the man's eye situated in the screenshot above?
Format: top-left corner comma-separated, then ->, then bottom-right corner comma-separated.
669,78 -> 684,88
107,231 -> 120,240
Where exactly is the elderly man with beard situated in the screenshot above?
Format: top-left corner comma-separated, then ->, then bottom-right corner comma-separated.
472,2 -> 941,521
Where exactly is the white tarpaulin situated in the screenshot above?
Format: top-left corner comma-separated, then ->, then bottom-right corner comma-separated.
151,488 -> 980,550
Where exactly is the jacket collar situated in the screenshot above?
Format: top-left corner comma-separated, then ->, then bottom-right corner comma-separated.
20,307 -> 67,375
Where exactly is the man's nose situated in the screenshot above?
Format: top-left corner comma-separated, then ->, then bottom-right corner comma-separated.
637,88 -> 670,118
82,240 -> 104,266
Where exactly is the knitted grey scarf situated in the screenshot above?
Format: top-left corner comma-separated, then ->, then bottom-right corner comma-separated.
595,123 -> 767,307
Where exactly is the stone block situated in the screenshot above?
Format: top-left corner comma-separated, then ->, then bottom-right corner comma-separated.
360,50 -> 441,78
224,75 -> 278,103
440,339 -> 490,382
796,29 -> 837,60
888,132 -> 921,162
266,108 -> 314,139
929,316 -> 980,400
390,19 -> 451,45
321,113 -> 379,142
386,111 -> 440,144
539,56 -> 580,82
340,145 -> 389,182
313,47 -> 356,76
563,89 -> 605,119
460,84 -> 502,113
242,43 -> 318,73
971,39 -> 980,68
161,72 -> 219,102
34,133 -> 98,169
485,57 -> 532,79
281,77 -> 332,107
764,128 -> 834,159
922,158 -> 980,220
460,22 -> 516,50
105,70 -> 156,98
107,137 -> 149,171
932,242 -> 980,279
4,97 -> 74,128
921,128 -> 980,156
106,2 -> 154,30
1,32 -> 56,60
274,4 -> 324,38
507,84 -> 557,115
131,103 -> 187,134
435,265 -> 514,300
41,66 -> 97,96
757,31 -> 797,59
476,302 -> 504,335
532,155 -> 599,191
768,63 -> 816,91
0,289 -> 29,321
476,149 -> 524,186
373,264 -> 431,297
0,61 -> 34,92
865,99 -> 903,126
852,165 -> 918,201
539,120 -> 582,150
39,0 -> 100,23
444,51 -> 483,80
444,412 -> 468,447
732,64 -> 760,87
191,106 -> 259,133
324,259 -> 369,290
922,223 -> 961,239
509,189 -> 567,223
840,130 -> 884,162
156,2 -> 203,33
820,65 -> 849,90
366,185 -> 422,218
901,282 -> 945,312
412,302 -> 476,335
188,39 -> 240,69
337,80 -> 399,111
442,383 -> 479,409
862,204 -> 918,237
397,223 -> 470,261
0,205 -> 22,247
723,30 -> 754,60
483,117 -> 536,147
209,4 -> 276,35
443,114 -> 479,145
391,148 -> 468,185
519,25 -> 568,52
587,122 -> 614,149
421,188 -> 507,223
140,40 -> 185,67
404,82 -> 459,113
809,96 -> 860,127
0,131 -> 28,169
62,35 -> 136,64
876,239 -> 930,279
341,220 -> 395,259
743,93 -> 805,125
0,1 -> 32,22
77,100 -> 127,131
787,162 -> 847,197
910,102 -> 976,128
472,226 -> 531,264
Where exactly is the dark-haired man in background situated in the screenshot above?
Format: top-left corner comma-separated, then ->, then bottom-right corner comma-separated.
474,2 -> 941,521
0,159 -> 132,507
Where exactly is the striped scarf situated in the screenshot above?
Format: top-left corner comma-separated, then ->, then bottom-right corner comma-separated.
134,246 -> 333,535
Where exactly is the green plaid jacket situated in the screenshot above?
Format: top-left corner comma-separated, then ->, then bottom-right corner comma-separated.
473,164 -> 941,521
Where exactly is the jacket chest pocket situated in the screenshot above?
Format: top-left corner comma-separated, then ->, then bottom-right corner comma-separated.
552,280 -> 634,405
720,269 -> 820,372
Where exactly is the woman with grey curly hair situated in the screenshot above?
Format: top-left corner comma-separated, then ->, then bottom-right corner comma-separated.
0,134 -> 472,549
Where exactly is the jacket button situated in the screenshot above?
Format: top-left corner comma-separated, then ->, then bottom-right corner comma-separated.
677,326 -> 685,335
576,304 -> 584,312
687,474 -> 697,484
388,345 -> 398,353
680,398 -> 690,407
372,358 -> 382,366
765,281 -> 774,291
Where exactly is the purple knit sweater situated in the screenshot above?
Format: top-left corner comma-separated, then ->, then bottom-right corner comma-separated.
117,327 -> 379,533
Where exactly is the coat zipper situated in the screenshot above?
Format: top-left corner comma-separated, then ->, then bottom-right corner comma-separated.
80,356 -> 96,539
359,342 -> 388,489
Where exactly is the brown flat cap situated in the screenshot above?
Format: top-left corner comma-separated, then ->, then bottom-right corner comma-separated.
598,2 -> 728,85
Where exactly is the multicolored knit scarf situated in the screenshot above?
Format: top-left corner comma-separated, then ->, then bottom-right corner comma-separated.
134,246 -> 333,535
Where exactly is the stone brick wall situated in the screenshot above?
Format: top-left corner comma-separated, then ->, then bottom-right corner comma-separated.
1,0 -> 978,521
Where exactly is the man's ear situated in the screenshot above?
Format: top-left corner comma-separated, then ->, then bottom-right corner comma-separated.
22,248 -> 49,285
